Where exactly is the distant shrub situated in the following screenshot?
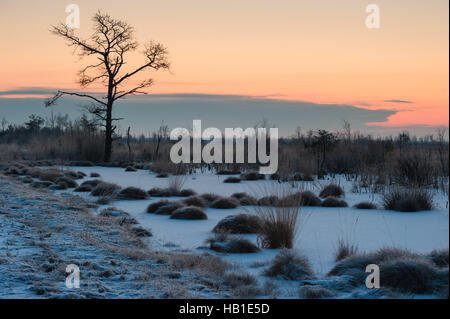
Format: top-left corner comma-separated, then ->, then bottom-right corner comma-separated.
90,172 -> 100,177
264,249 -> 314,281
182,196 -> 207,208
170,206 -> 207,220
224,177 -> 241,183
354,202 -> 377,209
146,200 -> 170,213
125,166 -> 137,172
207,234 -> 260,253
321,197 -> 348,207
156,173 -> 168,178
383,188 -> 433,212
90,182 -> 121,197
213,214 -> 262,234
319,184 -> 345,198
117,187 -> 148,200
210,197 -> 240,209
393,153 -> 435,187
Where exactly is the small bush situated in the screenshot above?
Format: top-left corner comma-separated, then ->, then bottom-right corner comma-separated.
167,175 -> 187,194
264,249 -> 314,281
383,188 -> 434,212
90,172 -> 100,177
319,184 -> 345,198
281,191 -> 321,207
125,166 -> 137,172
170,206 -> 207,220
210,197 -> 240,209
90,182 -> 121,197
117,187 -> 148,200
156,173 -> 168,178
321,197 -> 348,207
213,214 -> 262,234
224,177 -> 241,183
146,200 -> 170,213
182,196 -> 207,208
208,235 -> 260,253
354,202 -> 377,209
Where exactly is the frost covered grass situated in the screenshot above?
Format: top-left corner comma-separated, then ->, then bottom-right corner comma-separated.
383,187 -> 434,212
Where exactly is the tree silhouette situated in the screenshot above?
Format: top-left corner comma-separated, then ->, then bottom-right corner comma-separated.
46,11 -> 170,162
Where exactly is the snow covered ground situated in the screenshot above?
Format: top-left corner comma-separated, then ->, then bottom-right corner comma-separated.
52,166 -> 449,281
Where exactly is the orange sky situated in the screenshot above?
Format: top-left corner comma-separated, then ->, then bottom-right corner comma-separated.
0,0 -> 448,127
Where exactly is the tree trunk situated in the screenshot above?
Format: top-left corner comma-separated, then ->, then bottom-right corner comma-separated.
104,103 -> 113,162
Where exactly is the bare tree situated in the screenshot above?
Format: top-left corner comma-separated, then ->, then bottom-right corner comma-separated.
45,11 -> 170,162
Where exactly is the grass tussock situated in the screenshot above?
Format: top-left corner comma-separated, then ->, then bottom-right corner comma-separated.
181,195 -> 207,208
328,247 -> 448,294
335,238 -> 359,262
207,234 -> 260,253
170,206 -> 207,220
212,214 -> 263,234
146,200 -> 170,213
224,177 -> 242,183
117,186 -> 148,200
264,249 -> 314,281
210,197 -> 240,209
321,197 -> 348,207
353,202 -> 377,209
383,187 -> 434,212
319,184 -> 345,198
299,286 -> 336,299
90,182 -> 121,197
